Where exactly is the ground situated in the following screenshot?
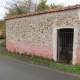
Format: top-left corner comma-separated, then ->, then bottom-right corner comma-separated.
0,39 -> 80,79
0,57 -> 80,80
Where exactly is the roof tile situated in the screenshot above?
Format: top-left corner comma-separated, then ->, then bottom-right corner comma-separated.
6,4 -> 80,20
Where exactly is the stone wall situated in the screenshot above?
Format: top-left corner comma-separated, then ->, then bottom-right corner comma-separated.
6,9 -> 80,63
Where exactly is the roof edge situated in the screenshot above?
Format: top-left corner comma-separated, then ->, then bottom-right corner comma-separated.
6,4 -> 80,20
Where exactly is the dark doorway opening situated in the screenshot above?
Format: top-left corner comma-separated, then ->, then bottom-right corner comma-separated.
57,28 -> 74,64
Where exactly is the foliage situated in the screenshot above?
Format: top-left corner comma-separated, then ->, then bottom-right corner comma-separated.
4,0 -> 64,18
5,0 -> 37,18
50,3 -> 64,8
0,20 -> 6,38
36,0 -> 49,11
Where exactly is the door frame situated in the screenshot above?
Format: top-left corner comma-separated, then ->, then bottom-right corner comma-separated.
52,26 -> 78,64
57,28 -> 74,63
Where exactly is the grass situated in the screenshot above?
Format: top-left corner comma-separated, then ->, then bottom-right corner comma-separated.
29,56 -> 53,64
0,39 -> 6,47
29,55 -> 80,73
0,50 -> 21,59
49,62 -> 80,73
0,50 -> 80,73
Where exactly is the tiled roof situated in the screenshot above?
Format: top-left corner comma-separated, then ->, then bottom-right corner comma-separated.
6,4 -> 80,20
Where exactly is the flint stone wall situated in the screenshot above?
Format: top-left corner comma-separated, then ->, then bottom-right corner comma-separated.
6,9 -> 80,62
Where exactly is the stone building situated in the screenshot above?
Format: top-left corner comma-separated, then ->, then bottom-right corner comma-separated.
6,4 -> 80,64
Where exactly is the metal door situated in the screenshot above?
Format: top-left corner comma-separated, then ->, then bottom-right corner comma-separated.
57,29 -> 74,64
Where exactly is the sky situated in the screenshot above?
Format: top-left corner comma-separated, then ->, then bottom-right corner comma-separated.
0,0 -> 80,20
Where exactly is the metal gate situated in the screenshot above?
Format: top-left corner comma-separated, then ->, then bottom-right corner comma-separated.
57,29 -> 74,64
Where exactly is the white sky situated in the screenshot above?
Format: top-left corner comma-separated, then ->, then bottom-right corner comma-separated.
0,0 -> 80,20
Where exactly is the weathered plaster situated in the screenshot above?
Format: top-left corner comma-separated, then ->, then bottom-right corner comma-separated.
76,49 -> 80,64
6,41 -> 53,59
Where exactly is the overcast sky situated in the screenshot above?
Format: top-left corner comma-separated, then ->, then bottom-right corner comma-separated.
0,0 -> 80,20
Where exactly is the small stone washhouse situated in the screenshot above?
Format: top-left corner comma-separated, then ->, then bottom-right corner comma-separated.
6,4 -> 80,64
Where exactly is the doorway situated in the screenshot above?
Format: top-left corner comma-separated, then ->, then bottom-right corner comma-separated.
57,28 -> 74,64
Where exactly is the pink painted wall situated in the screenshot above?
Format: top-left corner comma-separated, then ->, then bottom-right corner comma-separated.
6,41 -> 53,59
76,49 -> 80,64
